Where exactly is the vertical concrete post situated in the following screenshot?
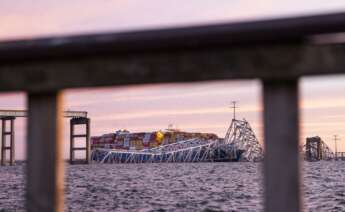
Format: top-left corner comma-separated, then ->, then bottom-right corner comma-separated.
70,120 -> 75,163
86,118 -> 91,163
263,79 -> 302,212
1,118 -> 5,166
10,118 -> 15,165
70,117 -> 90,164
1,117 -> 16,166
27,92 -> 64,212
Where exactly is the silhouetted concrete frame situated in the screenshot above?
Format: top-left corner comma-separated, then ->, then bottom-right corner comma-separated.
1,11 -> 345,212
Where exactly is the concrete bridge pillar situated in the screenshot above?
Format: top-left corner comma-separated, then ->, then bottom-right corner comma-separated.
1,116 -> 15,166
70,117 -> 90,164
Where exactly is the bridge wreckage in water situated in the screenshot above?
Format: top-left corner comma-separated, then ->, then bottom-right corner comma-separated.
91,119 -> 263,163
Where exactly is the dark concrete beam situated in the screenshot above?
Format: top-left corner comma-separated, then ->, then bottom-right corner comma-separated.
1,12 -> 345,91
0,44 -> 345,92
2,11 -> 345,62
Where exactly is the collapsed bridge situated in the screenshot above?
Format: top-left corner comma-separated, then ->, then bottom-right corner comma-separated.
91,118 -> 263,163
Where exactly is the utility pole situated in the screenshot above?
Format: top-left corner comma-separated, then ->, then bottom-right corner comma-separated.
230,101 -> 237,120
334,135 -> 339,160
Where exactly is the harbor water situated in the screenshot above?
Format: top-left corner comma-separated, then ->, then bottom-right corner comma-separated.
0,162 -> 345,211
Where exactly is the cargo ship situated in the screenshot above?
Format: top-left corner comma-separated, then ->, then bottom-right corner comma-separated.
90,128 -> 244,163
91,128 -> 219,151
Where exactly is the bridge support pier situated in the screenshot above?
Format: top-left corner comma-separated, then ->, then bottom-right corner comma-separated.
70,117 -> 90,164
1,116 -> 15,166
335,152 -> 345,161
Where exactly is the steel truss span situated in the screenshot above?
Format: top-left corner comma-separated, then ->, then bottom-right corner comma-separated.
91,119 -> 264,163
224,119 -> 263,161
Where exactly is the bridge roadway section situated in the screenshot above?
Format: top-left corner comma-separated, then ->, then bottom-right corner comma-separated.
0,109 -> 90,165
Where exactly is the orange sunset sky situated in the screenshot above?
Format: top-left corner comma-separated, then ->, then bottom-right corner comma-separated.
1,1 -> 345,159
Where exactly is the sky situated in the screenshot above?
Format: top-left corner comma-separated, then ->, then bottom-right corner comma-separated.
1,1 -> 345,159
2,0 -> 345,40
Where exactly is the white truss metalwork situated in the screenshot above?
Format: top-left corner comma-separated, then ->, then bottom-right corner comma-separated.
91,138 -> 242,163
91,119 -> 263,163
224,119 -> 263,161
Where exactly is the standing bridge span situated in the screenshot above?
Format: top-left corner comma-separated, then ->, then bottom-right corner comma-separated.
303,136 -> 345,161
335,152 -> 345,160
304,136 -> 334,161
0,109 -> 90,165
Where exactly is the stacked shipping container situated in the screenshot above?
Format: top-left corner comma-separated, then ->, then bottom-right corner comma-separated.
91,129 -> 218,150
